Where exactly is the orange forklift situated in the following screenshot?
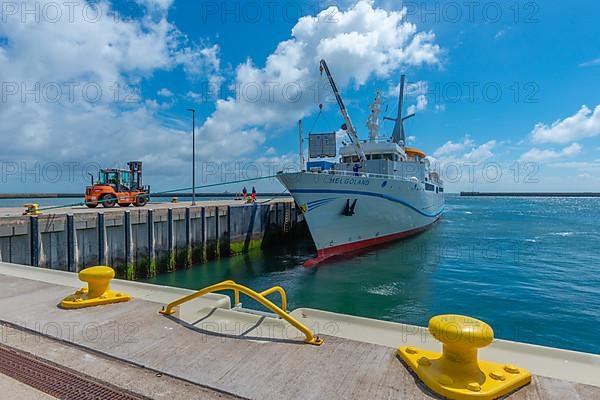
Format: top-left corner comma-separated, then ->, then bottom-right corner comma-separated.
85,161 -> 150,208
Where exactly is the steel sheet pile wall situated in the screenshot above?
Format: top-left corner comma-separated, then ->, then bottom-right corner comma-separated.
0,202 -> 303,279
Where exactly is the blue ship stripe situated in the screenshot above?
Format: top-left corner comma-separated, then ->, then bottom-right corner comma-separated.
290,189 -> 444,218
307,198 -> 335,206
307,198 -> 336,211
308,202 -> 334,211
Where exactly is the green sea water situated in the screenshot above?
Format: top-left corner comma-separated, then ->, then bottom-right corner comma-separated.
144,195 -> 600,354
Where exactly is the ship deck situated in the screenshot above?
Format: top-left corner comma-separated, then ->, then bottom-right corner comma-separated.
0,265 -> 597,399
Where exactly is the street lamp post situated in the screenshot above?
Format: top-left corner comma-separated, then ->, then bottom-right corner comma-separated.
186,108 -> 196,205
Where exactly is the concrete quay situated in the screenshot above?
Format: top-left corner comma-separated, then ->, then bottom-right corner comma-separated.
0,199 -> 303,279
0,263 -> 598,399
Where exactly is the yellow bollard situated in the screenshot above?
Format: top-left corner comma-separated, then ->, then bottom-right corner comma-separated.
397,314 -> 531,400
23,203 -> 41,215
60,266 -> 131,309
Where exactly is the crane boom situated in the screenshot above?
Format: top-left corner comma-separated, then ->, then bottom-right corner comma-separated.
319,59 -> 366,163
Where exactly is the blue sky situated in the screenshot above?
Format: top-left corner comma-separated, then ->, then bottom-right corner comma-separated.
0,0 -> 599,193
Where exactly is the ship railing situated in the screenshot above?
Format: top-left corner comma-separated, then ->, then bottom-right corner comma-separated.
309,169 -> 413,182
159,280 -> 323,346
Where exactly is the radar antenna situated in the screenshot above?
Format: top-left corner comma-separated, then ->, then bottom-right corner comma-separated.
367,91 -> 382,142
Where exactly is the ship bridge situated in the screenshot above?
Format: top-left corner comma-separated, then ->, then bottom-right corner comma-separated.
337,142 -> 440,186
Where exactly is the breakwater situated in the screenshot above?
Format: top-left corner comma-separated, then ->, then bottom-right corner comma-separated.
460,192 -> 600,197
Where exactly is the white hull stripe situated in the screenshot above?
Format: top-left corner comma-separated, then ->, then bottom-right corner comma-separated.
290,189 -> 444,218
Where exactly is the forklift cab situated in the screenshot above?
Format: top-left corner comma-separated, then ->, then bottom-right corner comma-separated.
98,170 -> 129,191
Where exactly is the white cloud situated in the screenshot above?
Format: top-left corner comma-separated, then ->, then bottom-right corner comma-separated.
519,143 -> 582,163
463,140 -> 496,162
174,44 -> 222,82
531,105 -> 600,144
136,0 -> 175,11
579,58 -> 600,68
407,81 -> 428,96
553,161 -> 600,169
494,28 -> 510,40
388,80 -> 428,98
0,0 -> 222,186
0,1 -> 218,87
562,142 -> 582,156
416,94 -> 427,110
265,146 -> 277,155
406,94 -> 428,115
433,137 -> 474,158
429,137 -> 496,167
158,88 -> 174,97
186,91 -> 202,101
196,1 -> 442,153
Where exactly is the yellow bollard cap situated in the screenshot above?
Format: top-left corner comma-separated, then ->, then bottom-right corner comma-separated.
429,314 -> 494,349
79,266 -> 115,282
397,314 -> 531,400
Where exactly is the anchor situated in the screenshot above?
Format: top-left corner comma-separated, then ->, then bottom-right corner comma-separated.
342,199 -> 358,216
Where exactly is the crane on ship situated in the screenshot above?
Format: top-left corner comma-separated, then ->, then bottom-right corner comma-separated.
319,59 -> 367,163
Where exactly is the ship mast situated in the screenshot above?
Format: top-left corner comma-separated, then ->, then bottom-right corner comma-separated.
319,59 -> 367,163
298,120 -> 305,170
386,75 -> 415,146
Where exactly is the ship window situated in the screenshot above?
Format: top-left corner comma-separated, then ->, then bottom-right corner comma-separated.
425,183 -> 435,191
351,156 -> 359,162
372,154 -> 382,160
366,154 -> 371,160
438,187 -> 444,193
383,154 -> 394,161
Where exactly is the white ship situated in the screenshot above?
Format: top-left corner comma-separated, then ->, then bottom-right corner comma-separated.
277,60 -> 444,267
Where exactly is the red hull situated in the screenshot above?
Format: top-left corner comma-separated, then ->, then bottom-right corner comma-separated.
303,218 -> 440,267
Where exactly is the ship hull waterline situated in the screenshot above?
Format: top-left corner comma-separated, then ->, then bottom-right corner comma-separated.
277,172 -> 444,267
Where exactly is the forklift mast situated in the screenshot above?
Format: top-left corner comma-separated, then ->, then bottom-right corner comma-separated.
128,161 -> 143,190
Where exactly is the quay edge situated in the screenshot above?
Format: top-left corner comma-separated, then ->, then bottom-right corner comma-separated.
0,199 -> 305,279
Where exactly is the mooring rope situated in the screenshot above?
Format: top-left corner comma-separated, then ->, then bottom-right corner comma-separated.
254,188 -> 290,204
37,174 -> 282,212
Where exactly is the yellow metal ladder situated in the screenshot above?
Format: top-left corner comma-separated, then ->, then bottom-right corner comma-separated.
283,203 -> 291,233
159,280 -> 323,346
